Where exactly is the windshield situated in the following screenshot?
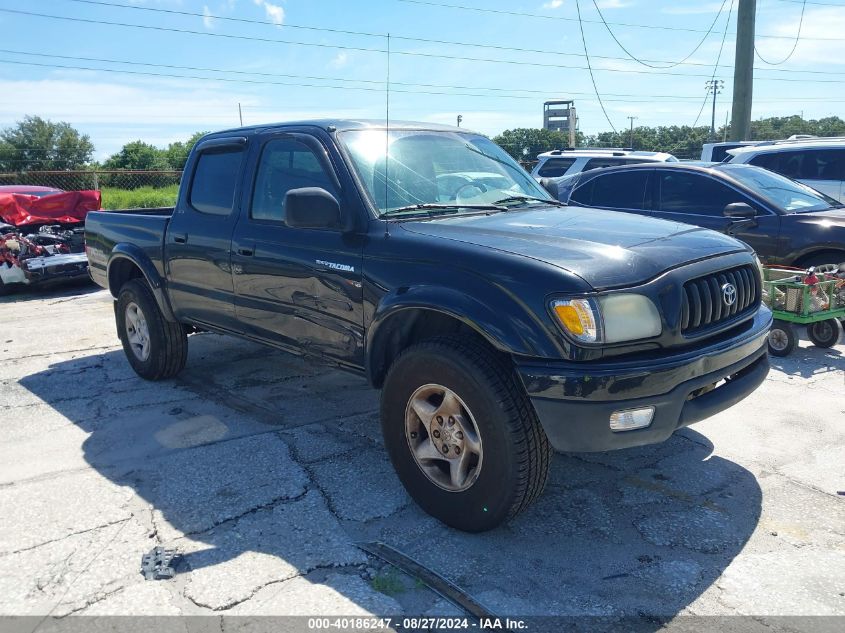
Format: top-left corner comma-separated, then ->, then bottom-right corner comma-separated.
339,129 -> 553,216
719,165 -> 841,212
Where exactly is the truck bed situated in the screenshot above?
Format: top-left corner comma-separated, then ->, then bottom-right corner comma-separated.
85,208 -> 174,289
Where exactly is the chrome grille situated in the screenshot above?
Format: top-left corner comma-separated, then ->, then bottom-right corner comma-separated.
680,265 -> 759,334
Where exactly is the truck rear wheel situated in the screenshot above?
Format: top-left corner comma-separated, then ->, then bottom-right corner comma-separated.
380,335 -> 551,532
116,279 -> 187,380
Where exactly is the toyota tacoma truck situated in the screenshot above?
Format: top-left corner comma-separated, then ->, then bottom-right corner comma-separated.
86,120 -> 772,532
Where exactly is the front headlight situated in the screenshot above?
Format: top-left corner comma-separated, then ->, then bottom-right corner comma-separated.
551,294 -> 662,345
753,253 -> 765,281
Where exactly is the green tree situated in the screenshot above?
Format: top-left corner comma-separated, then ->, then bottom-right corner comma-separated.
103,141 -> 171,171
164,131 -> 207,170
0,115 -> 94,172
492,128 -> 584,162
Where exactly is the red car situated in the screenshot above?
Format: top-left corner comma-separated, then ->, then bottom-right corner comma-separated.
0,186 -> 101,295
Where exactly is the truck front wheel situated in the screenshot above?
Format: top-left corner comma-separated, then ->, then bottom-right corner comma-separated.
116,279 -> 187,380
380,335 -> 551,532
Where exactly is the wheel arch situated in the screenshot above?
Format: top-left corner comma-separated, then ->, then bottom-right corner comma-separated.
365,288 -> 556,388
107,244 -> 176,321
790,247 -> 845,268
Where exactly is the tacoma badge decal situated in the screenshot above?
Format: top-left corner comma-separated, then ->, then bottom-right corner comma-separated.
316,259 -> 354,273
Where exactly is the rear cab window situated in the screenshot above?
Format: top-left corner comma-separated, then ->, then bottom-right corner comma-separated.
189,146 -> 246,215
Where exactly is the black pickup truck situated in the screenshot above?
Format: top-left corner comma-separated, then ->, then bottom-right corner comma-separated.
86,120 -> 772,532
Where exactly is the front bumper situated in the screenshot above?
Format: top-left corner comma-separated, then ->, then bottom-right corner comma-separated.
517,308 -> 772,452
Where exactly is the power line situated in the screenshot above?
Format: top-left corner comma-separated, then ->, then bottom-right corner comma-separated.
574,0 -> 616,133
47,0 -> 842,75
756,0 -> 807,65
396,0 -> 844,41
18,47 -> 837,101
693,0 -> 736,128
590,0 -> 729,69
4,8 -> 845,84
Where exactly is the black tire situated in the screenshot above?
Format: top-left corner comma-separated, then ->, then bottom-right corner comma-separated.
0,277 -> 8,297
768,320 -> 797,357
116,279 -> 187,380
796,252 -> 845,268
380,335 -> 551,532
807,319 -> 841,348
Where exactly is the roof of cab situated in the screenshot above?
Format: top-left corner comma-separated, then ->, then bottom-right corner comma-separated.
204,119 -> 478,138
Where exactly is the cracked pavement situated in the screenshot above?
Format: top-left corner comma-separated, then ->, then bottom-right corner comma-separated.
0,284 -> 843,624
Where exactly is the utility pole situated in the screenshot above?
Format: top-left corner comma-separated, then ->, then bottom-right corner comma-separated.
730,0 -> 756,141
627,116 -> 637,149
456,114 -> 462,128
706,79 -> 724,140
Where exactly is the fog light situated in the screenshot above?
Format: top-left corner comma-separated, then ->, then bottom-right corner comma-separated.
609,406 -> 655,432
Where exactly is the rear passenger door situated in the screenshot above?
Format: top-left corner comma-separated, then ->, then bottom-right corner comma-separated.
230,133 -> 365,366
165,137 -> 247,331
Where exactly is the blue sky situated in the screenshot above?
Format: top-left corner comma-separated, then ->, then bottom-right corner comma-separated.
0,0 -> 843,159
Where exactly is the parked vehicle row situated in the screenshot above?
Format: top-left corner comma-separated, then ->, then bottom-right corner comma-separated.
85,120 -> 771,532
545,162 -> 845,268
530,147 -> 678,179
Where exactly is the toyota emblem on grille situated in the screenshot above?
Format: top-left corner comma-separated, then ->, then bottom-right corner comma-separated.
722,283 -> 737,306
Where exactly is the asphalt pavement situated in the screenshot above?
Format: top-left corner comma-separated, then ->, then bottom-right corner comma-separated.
0,283 -> 842,629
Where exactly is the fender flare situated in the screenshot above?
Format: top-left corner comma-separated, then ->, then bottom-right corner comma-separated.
107,244 -> 177,322
365,285 -> 558,385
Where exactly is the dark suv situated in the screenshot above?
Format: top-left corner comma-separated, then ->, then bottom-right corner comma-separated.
550,162 -> 845,267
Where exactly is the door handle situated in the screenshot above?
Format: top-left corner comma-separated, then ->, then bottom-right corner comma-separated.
237,247 -> 254,257
173,233 -> 188,244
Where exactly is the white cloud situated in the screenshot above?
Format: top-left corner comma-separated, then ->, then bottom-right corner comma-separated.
330,52 -> 350,69
595,0 -> 631,8
202,5 -> 215,29
253,0 -> 285,26
542,0 -> 564,8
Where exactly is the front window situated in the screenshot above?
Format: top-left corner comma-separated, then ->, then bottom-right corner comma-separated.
720,165 -> 840,212
339,129 -> 552,216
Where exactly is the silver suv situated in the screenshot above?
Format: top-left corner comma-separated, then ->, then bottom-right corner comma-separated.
727,137 -> 845,202
530,148 -> 677,180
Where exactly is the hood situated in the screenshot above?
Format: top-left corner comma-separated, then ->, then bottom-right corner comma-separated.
790,207 -> 845,230
402,206 -> 748,289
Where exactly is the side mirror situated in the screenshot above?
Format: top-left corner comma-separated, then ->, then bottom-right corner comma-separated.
723,202 -> 756,219
285,187 -> 342,230
539,177 -> 560,200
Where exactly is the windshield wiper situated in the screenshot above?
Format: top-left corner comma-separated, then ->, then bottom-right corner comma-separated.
493,195 -> 566,208
378,203 -> 507,218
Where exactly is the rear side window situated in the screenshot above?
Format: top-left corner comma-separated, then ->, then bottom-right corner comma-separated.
753,149 -> 845,181
588,171 -> 652,209
537,157 -> 576,177
189,148 -> 245,215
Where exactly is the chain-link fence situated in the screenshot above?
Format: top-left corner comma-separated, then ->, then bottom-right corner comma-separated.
0,170 -> 182,191
0,170 -> 183,209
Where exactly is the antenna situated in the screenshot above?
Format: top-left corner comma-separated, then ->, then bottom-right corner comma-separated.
238,102 -> 243,127
384,32 -> 391,239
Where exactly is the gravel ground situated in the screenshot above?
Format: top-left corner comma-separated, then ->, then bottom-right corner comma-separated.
0,283 -> 843,629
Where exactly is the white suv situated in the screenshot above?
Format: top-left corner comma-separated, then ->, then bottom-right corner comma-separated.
727,137 -> 845,202
530,148 -> 678,180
